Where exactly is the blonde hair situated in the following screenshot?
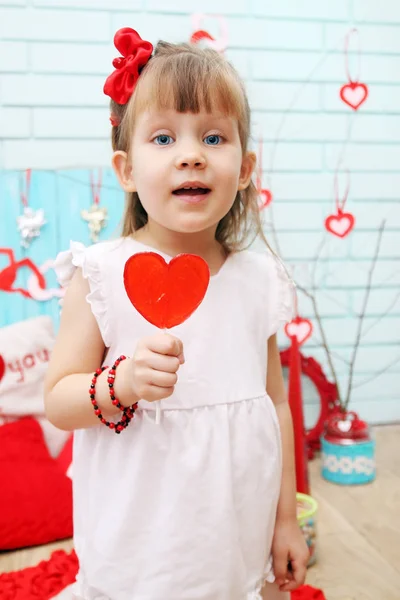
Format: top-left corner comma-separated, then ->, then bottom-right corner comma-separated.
109,40 -> 266,253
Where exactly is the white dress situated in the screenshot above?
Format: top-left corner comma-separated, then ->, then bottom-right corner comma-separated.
54,237 -> 295,600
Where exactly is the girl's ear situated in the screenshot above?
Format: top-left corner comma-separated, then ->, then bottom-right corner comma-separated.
112,151 -> 137,193
238,151 -> 257,191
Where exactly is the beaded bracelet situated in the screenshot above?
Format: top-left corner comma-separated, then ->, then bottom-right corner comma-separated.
89,364 -> 136,434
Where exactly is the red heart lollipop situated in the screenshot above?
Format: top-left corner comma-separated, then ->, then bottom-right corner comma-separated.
124,252 -> 210,329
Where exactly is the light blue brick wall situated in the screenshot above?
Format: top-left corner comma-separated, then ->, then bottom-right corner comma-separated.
0,0 -> 399,424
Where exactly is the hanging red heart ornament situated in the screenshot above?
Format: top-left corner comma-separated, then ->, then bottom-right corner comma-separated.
124,252 -> 210,329
325,210 -> 355,238
190,13 -> 228,52
340,81 -> 368,111
0,355 -> 5,383
258,189 -> 273,211
284,316 -> 313,346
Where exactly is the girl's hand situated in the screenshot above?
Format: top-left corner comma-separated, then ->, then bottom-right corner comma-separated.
271,518 -> 309,592
128,333 -> 185,403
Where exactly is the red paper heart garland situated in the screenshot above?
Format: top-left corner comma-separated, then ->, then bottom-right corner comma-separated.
285,316 -> 313,346
124,252 -> 210,329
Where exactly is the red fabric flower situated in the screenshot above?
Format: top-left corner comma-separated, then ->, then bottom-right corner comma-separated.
103,27 -> 153,105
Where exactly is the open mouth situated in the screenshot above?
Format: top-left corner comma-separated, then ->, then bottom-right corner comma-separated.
172,186 -> 211,196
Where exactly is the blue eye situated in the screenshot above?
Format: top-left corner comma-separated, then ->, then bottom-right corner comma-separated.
154,135 -> 173,145
204,134 -> 221,145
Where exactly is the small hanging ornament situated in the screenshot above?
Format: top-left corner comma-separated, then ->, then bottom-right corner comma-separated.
285,315 -> 313,346
325,168 -> 355,238
16,169 -> 46,249
81,169 -> 108,243
256,137 -> 273,211
190,13 -> 228,53
339,28 -> 369,111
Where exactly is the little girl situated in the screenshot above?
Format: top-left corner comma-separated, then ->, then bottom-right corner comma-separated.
45,27 -> 309,600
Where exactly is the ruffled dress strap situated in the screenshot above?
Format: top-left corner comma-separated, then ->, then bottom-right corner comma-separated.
54,241 -> 111,348
266,251 -> 297,339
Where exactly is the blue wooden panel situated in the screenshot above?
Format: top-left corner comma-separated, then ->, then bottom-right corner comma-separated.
0,169 -> 124,329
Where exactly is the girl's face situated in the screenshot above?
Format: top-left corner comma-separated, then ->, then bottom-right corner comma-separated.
113,108 -> 255,239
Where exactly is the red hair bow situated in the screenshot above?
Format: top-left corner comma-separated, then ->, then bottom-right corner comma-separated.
103,28 -> 153,105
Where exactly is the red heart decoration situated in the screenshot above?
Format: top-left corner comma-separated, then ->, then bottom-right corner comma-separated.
0,355 -> 5,383
340,81 -> 368,110
124,252 -> 210,329
258,189 -> 273,211
285,316 -> 313,346
190,29 -> 216,46
325,411 -> 369,441
325,211 -> 355,238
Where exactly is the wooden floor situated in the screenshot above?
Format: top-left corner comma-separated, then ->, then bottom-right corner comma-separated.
1,425 -> 400,599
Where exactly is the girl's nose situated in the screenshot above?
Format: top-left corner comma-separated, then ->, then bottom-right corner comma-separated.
175,150 -> 206,170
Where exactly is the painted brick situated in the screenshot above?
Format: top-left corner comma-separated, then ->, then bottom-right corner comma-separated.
348,173 -> 400,200
248,81 -> 320,111
253,113 -> 349,142
229,19 -> 323,51
1,74 -> 107,106
278,231 -> 349,260
350,115 -> 400,143
251,50 -> 340,81
31,42 -> 114,75
322,317 -> 400,346
33,108 -> 109,138
264,174 -> 332,201
34,0 -> 141,9
352,288 -> 400,314
2,139 -> 112,169
323,261 -> 400,288
0,107 -> 30,137
266,202 -> 328,231
326,22 -> 400,54
0,8 -> 110,42
111,12 -> 192,45
260,142 -> 323,172
354,0 -> 400,23
251,0 -> 350,20
325,143 -> 400,172
0,41 -> 27,72
146,0 -> 249,16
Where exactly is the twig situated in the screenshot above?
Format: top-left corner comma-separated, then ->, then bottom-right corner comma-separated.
352,354 -> 400,390
344,220 -> 386,410
297,283 -> 342,403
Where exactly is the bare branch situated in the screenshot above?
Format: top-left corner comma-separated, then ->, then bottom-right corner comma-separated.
297,283 -> 342,402
344,220 -> 386,411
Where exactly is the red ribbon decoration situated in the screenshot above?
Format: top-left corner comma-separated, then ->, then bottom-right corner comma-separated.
339,28 -> 369,111
103,28 -> 153,105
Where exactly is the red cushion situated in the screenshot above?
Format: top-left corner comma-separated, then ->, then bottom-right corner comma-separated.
0,417 -> 73,550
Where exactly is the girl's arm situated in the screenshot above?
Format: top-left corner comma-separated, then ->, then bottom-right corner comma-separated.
266,334 -> 309,592
44,268 -> 138,431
